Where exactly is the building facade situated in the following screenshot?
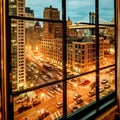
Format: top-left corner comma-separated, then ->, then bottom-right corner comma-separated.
25,7 -> 34,28
9,0 -> 26,91
0,1 -> 117,120
43,5 -> 62,38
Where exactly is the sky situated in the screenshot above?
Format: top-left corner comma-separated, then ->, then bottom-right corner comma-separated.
26,0 -> 114,23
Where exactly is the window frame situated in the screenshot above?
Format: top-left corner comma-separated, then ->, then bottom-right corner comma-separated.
4,0 -> 117,120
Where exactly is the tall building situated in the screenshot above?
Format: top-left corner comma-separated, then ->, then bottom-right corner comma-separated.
26,21 -> 42,51
25,7 -> 34,28
9,0 -> 26,91
43,5 -> 62,38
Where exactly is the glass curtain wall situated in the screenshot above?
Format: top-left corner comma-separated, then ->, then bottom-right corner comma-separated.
4,0 -> 116,120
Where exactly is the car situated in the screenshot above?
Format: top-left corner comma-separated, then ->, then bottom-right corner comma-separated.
73,94 -> 81,100
23,103 -> 32,110
18,102 -> 33,113
99,87 -> 104,93
42,75 -> 48,81
88,91 -> 96,97
38,109 -> 49,120
56,102 -> 63,109
81,80 -> 90,85
18,106 -> 24,113
101,79 -> 108,84
33,100 -> 41,106
16,97 -> 24,104
38,112 -> 49,120
72,106 -> 80,112
104,83 -> 111,89
75,98 -> 84,104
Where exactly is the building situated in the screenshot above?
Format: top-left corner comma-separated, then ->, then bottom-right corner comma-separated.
40,38 -> 62,66
67,37 -> 96,72
43,5 -> 62,38
9,0 -> 26,91
25,21 -> 42,51
25,7 -> 34,28
1,1 -> 120,120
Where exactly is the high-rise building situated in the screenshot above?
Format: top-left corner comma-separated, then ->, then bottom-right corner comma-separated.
25,7 -> 34,28
43,5 -> 62,38
9,0 -> 26,91
26,21 -> 42,51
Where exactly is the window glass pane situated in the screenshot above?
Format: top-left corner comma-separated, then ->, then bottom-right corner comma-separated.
66,0 -> 95,24
9,0 -> 62,20
67,73 -> 96,115
11,19 -> 63,92
99,67 -> 115,98
8,0 -> 116,119
14,83 -> 63,119
67,37 -> 96,77
99,27 -> 115,68
99,0 -> 114,25
99,0 -> 115,68
66,0 -> 96,77
26,0 -> 62,19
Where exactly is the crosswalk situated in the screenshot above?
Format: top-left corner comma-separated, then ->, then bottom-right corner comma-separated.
44,89 -> 75,101
43,90 -> 61,101
50,111 -> 62,120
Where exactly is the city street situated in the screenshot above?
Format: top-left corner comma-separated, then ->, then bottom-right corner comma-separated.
14,70 -> 115,120
13,50 -> 115,120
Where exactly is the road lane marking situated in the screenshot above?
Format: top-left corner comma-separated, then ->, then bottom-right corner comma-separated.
54,112 -> 58,119
54,90 -> 60,94
56,111 -> 61,117
50,114 -> 55,120
47,91 -> 54,97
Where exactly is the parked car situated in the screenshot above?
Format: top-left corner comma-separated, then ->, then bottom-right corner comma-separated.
88,90 -> 96,97
33,100 -> 41,106
99,87 -> 104,93
75,98 -> 84,104
81,80 -> 90,85
18,106 -> 24,113
38,109 -> 49,120
72,106 -> 80,112
101,79 -> 108,84
56,102 -> 63,109
73,94 -> 81,100
16,97 -> 24,104
23,103 -> 32,110
104,83 -> 111,89
18,103 -> 32,113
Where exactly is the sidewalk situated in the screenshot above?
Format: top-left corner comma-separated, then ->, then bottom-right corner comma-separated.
96,105 -> 117,120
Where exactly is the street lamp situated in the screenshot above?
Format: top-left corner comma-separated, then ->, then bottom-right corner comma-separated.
74,83 -> 78,94
30,83 -> 34,87
41,93 -> 45,101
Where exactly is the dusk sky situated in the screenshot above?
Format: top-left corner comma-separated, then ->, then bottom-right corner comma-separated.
26,0 -> 114,23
